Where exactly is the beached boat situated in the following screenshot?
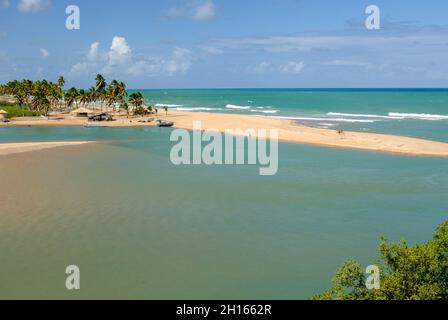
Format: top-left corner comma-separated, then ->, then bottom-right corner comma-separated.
138,118 -> 154,123
157,120 -> 174,127
85,123 -> 108,128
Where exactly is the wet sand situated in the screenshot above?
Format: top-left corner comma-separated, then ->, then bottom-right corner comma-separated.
0,141 -> 94,156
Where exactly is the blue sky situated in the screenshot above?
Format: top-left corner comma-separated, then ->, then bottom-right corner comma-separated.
1,0 -> 448,88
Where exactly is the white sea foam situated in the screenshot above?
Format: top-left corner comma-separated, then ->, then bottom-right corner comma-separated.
318,122 -> 338,127
155,103 -> 184,108
328,112 -> 404,119
270,116 -> 377,123
225,104 -> 251,110
388,112 -> 448,121
176,107 -> 217,111
256,106 -> 276,109
251,110 -> 279,114
328,111 -> 448,121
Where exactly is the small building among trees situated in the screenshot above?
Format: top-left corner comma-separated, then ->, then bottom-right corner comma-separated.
88,113 -> 114,122
0,109 -> 8,119
71,107 -> 94,118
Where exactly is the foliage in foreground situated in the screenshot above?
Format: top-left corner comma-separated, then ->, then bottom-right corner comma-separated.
313,220 -> 448,300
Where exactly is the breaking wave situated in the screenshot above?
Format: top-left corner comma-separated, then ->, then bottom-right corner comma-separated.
388,112 -> 448,121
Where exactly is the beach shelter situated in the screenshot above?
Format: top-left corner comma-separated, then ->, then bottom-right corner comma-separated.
0,109 -> 8,119
71,107 -> 94,118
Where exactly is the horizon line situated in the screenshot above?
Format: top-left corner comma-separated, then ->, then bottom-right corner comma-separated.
127,87 -> 448,90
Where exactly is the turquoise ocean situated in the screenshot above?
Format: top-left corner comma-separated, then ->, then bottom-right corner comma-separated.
0,89 -> 447,299
139,88 -> 448,142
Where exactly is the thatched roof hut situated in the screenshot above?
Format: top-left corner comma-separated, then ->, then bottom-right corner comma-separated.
0,109 -> 8,119
71,107 -> 94,117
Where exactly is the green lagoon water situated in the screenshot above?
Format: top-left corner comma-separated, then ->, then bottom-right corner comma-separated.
0,89 -> 447,299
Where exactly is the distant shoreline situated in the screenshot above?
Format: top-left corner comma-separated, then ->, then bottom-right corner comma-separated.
2,110 -> 448,157
129,88 -> 448,91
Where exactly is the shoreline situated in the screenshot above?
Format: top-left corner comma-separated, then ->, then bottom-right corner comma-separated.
1,111 -> 448,157
0,141 -> 94,156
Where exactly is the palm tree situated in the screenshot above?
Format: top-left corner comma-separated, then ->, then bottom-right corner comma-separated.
104,86 -> 117,111
3,80 -> 31,116
108,80 -> 120,111
95,74 -> 106,111
128,92 -> 144,115
164,106 -> 168,116
95,74 -> 106,92
47,82 -> 62,111
87,87 -> 97,110
56,76 -> 65,110
1,75 -> 137,118
117,81 -> 127,106
122,102 -> 130,118
57,76 -> 65,89
64,87 -> 78,110
22,79 -> 33,105
13,82 -> 27,115
78,89 -> 90,106
31,81 -> 51,117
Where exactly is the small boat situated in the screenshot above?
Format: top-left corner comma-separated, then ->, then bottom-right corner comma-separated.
138,118 -> 154,123
157,120 -> 174,128
85,123 -> 108,128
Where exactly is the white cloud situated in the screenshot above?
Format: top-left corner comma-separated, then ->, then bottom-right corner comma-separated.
18,0 -> 49,13
103,36 -> 132,73
248,61 -> 305,74
1,0 -> 10,8
202,29 -> 448,54
87,42 -> 100,61
127,47 -> 193,76
70,37 -> 193,78
279,61 -> 305,74
199,45 -> 223,55
250,61 -> 272,74
40,48 -> 49,59
164,47 -> 193,74
69,61 -> 95,76
70,42 -> 104,76
192,0 -> 215,21
110,37 -> 131,57
322,60 -> 374,70
70,42 -> 102,75
167,0 -> 216,22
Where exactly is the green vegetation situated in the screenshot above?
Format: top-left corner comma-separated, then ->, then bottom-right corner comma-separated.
0,75 -> 150,118
128,92 -> 144,109
128,92 -> 154,116
0,104 -> 41,118
313,220 -> 448,300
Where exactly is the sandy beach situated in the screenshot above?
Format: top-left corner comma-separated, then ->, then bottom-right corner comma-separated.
2,111 -> 448,157
170,111 -> 448,157
0,141 -> 93,156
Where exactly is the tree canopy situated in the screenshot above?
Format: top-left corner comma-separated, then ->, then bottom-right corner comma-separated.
0,75 -> 141,116
313,220 -> 448,300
